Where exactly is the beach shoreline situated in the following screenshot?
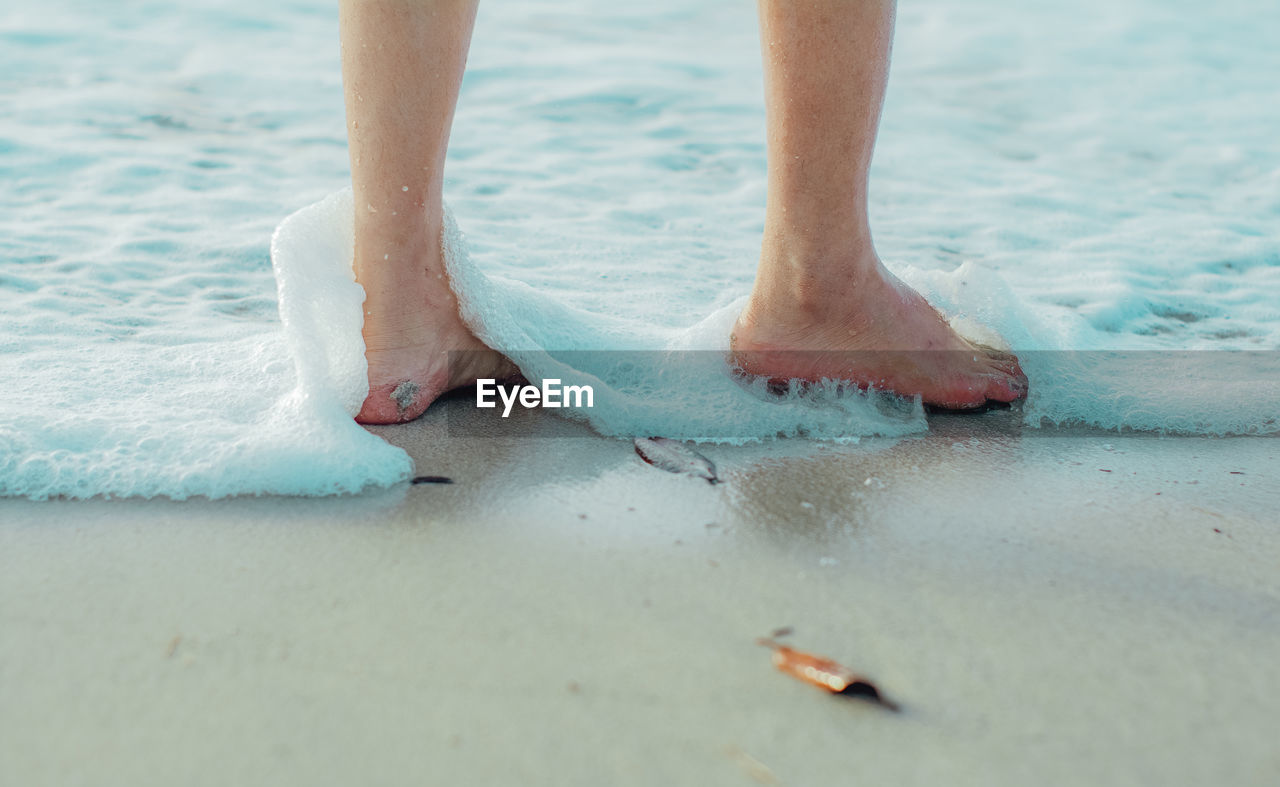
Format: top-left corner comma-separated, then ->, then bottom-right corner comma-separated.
3,404 -> 1277,786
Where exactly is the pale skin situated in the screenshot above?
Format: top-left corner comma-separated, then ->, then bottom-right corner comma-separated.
341,0 -> 1026,424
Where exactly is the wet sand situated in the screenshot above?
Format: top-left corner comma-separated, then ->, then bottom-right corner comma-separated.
2,402 -> 1277,786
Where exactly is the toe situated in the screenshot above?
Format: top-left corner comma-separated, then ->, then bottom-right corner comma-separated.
925,370 -> 996,410
985,356 -> 1020,377
982,371 -> 1027,403
979,353 -> 1027,397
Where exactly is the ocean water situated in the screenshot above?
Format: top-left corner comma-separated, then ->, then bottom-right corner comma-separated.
2,0 -> 1278,500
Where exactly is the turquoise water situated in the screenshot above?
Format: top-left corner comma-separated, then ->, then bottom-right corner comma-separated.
3,0 -> 1278,499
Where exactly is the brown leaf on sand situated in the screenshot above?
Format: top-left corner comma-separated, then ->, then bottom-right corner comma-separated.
757,638 -> 899,711
633,437 -> 719,484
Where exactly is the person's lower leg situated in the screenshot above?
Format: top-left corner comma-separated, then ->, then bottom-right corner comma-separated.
753,0 -> 892,315
340,0 -> 511,423
735,0 -> 1026,408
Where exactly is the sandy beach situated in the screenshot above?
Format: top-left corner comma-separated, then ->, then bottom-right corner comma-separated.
4,0 -> 1279,783
3,404 -> 1277,786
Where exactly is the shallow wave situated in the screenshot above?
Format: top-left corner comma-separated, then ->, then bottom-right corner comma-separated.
275,191 -> 1278,447
2,0 -> 1277,499
278,190 -> 929,446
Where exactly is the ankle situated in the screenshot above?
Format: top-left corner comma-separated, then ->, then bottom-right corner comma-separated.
353,196 -> 444,273
354,214 -> 459,317
750,242 -> 884,323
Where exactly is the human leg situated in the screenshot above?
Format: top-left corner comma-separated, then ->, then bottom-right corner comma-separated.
340,0 -> 512,424
733,0 -> 1025,409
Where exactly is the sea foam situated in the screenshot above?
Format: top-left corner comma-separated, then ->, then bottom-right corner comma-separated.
278,190 -> 927,445
273,191 -> 1277,449
2,0 -> 1277,501
0,333 -> 411,501
0,191 -> 413,501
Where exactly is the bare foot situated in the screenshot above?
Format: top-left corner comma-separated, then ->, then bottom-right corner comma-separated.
355,223 -> 515,425
731,258 -> 1027,410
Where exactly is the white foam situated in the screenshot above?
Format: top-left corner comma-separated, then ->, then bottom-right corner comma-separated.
433,190 -> 926,443
2,0 -> 1277,501
270,189 -> 369,417
0,193 -> 412,501
900,263 -> 1280,434
0,337 -> 410,500
277,192 -> 1278,448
